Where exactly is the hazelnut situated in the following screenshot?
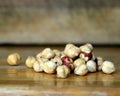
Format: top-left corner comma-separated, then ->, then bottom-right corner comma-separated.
25,56 -> 36,68
61,56 -> 74,71
7,53 -> 21,65
85,43 -> 93,51
33,61 -> 43,72
64,44 -> 80,59
86,60 -> 97,72
37,48 -> 55,59
74,65 -> 88,76
56,65 -> 70,78
43,61 -> 57,74
102,61 -> 115,74
96,57 -> 104,71
53,49 -> 61,57
73,58 -> 85,68
80,44 -> 92,53
51,56 -> 62,66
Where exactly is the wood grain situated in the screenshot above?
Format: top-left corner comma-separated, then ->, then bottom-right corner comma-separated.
0,45 -> 120,96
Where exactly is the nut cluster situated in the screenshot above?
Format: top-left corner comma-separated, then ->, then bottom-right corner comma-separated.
7,43 -> 116,78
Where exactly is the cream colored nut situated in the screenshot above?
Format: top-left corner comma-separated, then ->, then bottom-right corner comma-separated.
51,56 -> 62,66
86,60 -> 97,72
53,49 -> 61,57
37,48 -> 55,59
73,58 -> 85,68
37,57 -> 48,64
74,65 -> 88,76
7,53 -> 21,65
33,61 -> 43,72
97,57 -> 104,71
56,65 -> 70,78
60,51 -> 66,58
102,61 -> 115,74
80,44 -> 92,53
43,61 -> 57,74
36,52 -> 42,59
79,52 -> 92,62
85,43 -> 93,51
64,44 -> 80,59
25,56 -> 36,68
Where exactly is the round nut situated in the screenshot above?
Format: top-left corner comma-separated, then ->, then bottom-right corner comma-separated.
102,61 -> 115,74
74,65 -> 88,76
80,45 -> 92,53
53,49 -> 61,57
56,65 -> 70,78
73,58 -> 85,68
79,52 -> 92,61
96,57 -> 104,71
86,60 -> 97,72
33,61 -> 43,72
85,43 -> 93,51
64,44 -> 80,59
25,56 -> 36,68
7,53 -> 21,66
51,56 -> 62,66
43,61 -> 57,74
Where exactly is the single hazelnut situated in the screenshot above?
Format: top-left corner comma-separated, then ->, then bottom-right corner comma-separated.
86,60 -> 97,72
74,65 -> 88,76
85,43 -> 93,51
37,48 -> 55,59
102,61 -> 115,74
96,57 -> 104,71
80,44 -> 92,53
7,53 -> 21,66
25,56 -> 36,68
53,49 -> 61,57
43,61 -> 57,74
33,61 -> 43,72
64,44 -> 80,59
79,52 -> 92,61
73,58 -> 85,68
56,65 -> 70,78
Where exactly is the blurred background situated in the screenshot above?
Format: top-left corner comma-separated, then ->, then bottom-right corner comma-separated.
0,0 -> 120,45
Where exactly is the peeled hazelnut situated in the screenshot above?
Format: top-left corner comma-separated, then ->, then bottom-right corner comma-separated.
85,43 -> 93,51
33,61 -> 43,72
74,65 -> 88,76
79,52 -> 92,61
53,49 -> 61,57
51,56 -> 62,66
64,44 -> 80,59
80,45 -> 92,53
25,56 -> 36,68
86,60 -> 97,72
37,48 -> 55,59
7,53 -> 21,66
96,57 -> 104,71
73,58 -> 85,68
102,61 -> 115,74
56,65 -> 70,78
43,61 -> 57,74
61,56 -> 74,71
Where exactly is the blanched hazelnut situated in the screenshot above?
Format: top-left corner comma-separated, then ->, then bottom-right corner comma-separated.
25,56 -> 36,68
86,60 -> 97,72
102,61 -> 115,74
53,49 -> 61,57
79,52 -> 92,61
80,44 -> 92,53
7,53 -> 21,65
33,61 -> 43,72
43,61 -> 57,74
96,57 -> 104,71
85,43 -> 93,51
61,56 -> 74,71
64,44 -> 80,59
74,65 -> 88,76
73,58 -> 85,68
51,56 -> 62,66
56,65 -> 70,78
37,48 -> 55,59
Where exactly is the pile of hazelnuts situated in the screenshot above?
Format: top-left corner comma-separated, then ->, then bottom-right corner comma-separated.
7,43 -> 116,78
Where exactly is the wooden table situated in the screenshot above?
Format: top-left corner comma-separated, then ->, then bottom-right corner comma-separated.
0,45 -> 120,96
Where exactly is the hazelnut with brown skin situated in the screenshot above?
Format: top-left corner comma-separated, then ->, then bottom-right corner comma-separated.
64,44 -> 80,59
73,58 -> 85,68
25,56 -> 36,68
56,65 -> 70,78
74,65 -> 88,76
7,53 -> 21,66
102,61 -> 115,74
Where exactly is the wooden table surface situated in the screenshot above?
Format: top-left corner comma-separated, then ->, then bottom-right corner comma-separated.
0,45 -> 120,96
